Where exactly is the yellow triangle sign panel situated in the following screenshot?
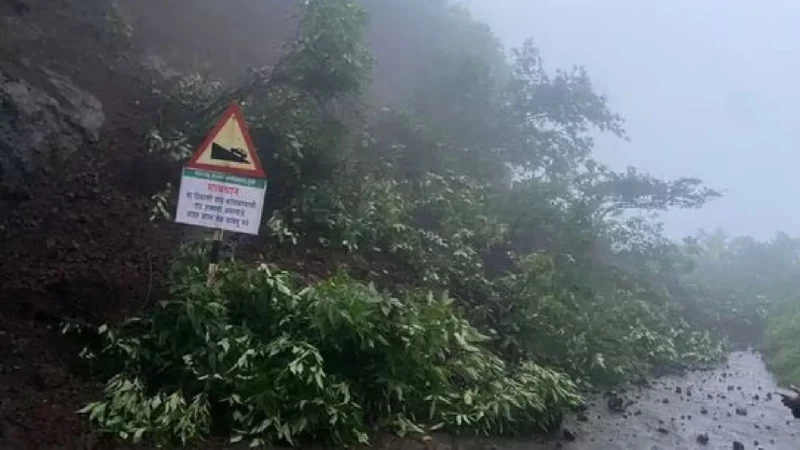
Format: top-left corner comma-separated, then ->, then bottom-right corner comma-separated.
187,103 -> 266,178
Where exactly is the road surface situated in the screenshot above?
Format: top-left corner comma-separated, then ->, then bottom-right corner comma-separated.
424,351 -> 799,450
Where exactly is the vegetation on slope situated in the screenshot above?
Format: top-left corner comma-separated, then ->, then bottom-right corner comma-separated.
62,0 -> 800,447
69,250 -> 579,447
673,230 -> 800,385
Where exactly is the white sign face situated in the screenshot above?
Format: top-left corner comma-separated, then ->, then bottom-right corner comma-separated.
175,168 -> 267,235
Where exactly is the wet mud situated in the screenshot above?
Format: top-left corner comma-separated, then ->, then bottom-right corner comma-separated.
552,351 -> 799,450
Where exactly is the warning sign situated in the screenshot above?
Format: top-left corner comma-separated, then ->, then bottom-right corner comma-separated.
175,102 -> 267,235
186,103 -> 266,178
175,169 -> 266,235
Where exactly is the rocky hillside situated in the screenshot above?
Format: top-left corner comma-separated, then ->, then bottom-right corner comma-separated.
1,1 -> 173,447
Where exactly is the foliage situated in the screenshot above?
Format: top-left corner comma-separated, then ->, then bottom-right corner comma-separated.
674,230 -> 800,384
363,0 -> 506,105
681,231 -> 794,342
274,0 -> 373,101
71,254 -> 580,447
149,183 -> 173,222
483,252 -> 726,385
763,298 -> 800,385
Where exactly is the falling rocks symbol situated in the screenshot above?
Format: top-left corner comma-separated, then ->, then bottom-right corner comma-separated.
210,142 -> 249,164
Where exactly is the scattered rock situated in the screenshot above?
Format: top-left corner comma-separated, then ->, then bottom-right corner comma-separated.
696,433 -> 709,445
607,394 -> 625,413
735,407 -> 748,416
733,441 -> 744,450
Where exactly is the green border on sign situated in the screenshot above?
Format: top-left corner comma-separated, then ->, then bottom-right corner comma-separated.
183,168 -> 268,189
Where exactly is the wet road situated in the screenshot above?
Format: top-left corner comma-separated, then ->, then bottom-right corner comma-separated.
429,351 -> 800,450
552,351 -> 799,449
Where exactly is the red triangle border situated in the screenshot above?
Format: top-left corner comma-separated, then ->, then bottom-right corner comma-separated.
186,102 -> 266,178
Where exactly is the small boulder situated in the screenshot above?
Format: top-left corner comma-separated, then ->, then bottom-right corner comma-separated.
607,395 -> 625,412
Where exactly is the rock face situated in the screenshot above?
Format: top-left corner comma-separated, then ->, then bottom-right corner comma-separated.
0,68 -> 104,198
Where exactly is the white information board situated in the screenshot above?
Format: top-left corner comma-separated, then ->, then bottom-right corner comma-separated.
175,168 -> 266,235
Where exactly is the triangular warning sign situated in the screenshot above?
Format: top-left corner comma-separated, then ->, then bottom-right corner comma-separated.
186,102 -> 266,178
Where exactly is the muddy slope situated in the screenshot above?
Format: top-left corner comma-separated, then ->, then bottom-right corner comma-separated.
0,1 -> 183,447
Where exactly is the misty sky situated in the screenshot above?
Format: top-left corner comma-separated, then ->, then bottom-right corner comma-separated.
467,0 -> 800,239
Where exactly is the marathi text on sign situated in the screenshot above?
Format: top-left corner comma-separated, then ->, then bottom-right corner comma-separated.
175,169 -> 267,235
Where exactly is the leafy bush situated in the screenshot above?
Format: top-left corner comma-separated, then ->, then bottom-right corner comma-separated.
72,252 -> 580,447
762,299 -> 800,385
484,252 -> 727,385
289,168 -> 505,294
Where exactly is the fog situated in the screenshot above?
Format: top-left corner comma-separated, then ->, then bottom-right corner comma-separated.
468,0 -> 800,238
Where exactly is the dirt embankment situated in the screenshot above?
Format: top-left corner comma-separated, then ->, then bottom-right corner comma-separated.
0,1 -> 183,447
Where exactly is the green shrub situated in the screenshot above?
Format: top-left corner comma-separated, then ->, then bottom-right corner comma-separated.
486,253 -> 726,385
762,299 -> 800,385
71,253 -> 580,447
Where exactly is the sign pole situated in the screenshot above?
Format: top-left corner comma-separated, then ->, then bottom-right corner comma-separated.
206,228 -> 224,287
